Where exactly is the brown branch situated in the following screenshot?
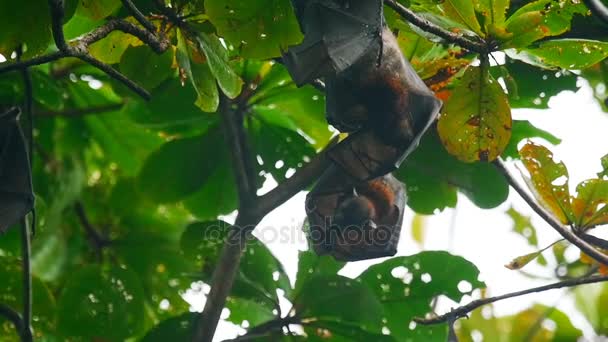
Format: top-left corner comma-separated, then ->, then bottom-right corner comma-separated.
414,274 -> 608,325
384,0 -> 487,54
35,103 -> 125,117
494,159 -> 608,266
120,0 -> 157,33
74,202 -> 110,260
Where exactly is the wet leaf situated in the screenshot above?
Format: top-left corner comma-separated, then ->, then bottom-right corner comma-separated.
205,0 -> 303,59
195,33 -> 243,98
519,142 -> 574,224
521,39 -> 608,70
438,66 -> 512,162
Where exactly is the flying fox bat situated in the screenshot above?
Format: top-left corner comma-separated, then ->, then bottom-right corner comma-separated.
283,0 -> 384,86
0,107 -> 34,233
306,167 -> 406,261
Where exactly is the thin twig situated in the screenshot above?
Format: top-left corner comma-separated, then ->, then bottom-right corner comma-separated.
120,0 -> 157,33
494,158 -> 608,266
384,0 -> 487,54
74,202 -> 109,259
17,46 -> 34,342
0,304 -> 28,341
414,274 -> 608,325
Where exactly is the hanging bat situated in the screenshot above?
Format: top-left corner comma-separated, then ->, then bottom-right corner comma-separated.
282,0 -> 384,86
305,166 -> 406,261
0,107 -> 34,233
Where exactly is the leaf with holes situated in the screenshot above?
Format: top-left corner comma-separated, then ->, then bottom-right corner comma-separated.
502,120 -> 561,159
357,251 -> 485,341
502,0 -> 588,48
571,179 -> 608,229
57,265 -> 145,340
517,39 -> 608,70
519,142 -> 574,224
205,0 -> 303,59
438,66 -> 512,162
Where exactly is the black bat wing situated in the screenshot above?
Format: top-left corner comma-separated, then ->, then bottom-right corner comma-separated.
283,0 -> 383,85
0,107 -> 34,233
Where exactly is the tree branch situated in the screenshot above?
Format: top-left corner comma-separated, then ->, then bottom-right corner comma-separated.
414,274 -> 608,325
120,0 -> 157,33
494,158 -> 608,266
16,46 -> 34,342
384,0 -> 487,54
0,303 -> 30,341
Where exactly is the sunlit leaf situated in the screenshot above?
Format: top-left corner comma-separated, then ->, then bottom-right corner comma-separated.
195,33 -> 243,98
90,30 -> 141,64
438,66 -> 512,162
502,0 -> 588,48
440,0 -> 483,35
598,153 -> 608,178
519,142 -> 574,224
205,0 -> 303,59
571,179 -> 608,229
520,39 -> 608,70
76,0 -> 121,20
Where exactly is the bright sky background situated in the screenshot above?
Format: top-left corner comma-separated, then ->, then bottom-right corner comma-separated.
185,78 -> 608,341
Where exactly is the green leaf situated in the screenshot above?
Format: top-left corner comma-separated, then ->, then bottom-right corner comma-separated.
494,59 -> 579,109
575,283 -> 608,335
502,120 -> 561,159
137,127 -> 224,202
177,29 -> 219,113
141,313 -> 196,341
180,221 -> 292,304
440,0 -> 483,35
0,258 -> 56,339
130,78 -> 217,132
506,206 -> 539,246
195,33 -> 243,98
437,65 -> 512,162
519,142 -> 574,224
205,0 -> 303,59
474,0 -> 509,30
519,39 -> 608,70
502,0 -> 588,48
57,265 -> 145,340
509,304 -> 582,341
183,157 -> 238,220
304,319 -> 397,341
0,0 -> 51,57
114,232 -> 194,319
76,0 -> 121,20
397,129 -> 509,213
120,45 -> 175,90
292,250 -> 345,297
89,30 -> 140,64
226,297 -> 275,327
294,274 -> 384,331
572,179 -> 608,229
598,153 -> 608,178
357,251 -> 485,341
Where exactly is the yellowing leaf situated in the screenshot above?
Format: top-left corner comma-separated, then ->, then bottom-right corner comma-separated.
572,179 -> 608,229
411,215 -> 426,246
519,142 -> 574,225
505,251 -> 541,270
437,66 -> 512,162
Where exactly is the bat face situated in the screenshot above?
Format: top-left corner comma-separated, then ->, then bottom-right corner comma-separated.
0,107 -> 34,233
306,167 -> 406,261
284,0 -> 384,85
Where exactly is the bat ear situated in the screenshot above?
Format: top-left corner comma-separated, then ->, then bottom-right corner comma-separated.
0,107 -> 34,233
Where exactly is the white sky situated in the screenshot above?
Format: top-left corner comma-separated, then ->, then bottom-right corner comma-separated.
187,79 -> 608,341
